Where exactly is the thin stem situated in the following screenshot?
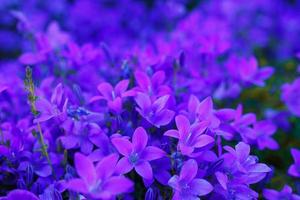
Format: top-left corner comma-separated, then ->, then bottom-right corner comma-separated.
24,66 -> 56,178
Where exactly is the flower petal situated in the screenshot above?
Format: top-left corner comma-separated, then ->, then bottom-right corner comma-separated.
96,153 -> 119,179
80,139 -> 94,155
111,137 -> 133,156
164,130 -> 179,138
291,148 -> 300,164
151,70 -> 165,88
175,115 -> 190,140
114,79 -> 129,96
152,95 -> 170,112
215,172 -> 228,190
236,142 -> 250,162
108,97 -> 122,113
135,92 -> 151,111
132,127 -> 148,152
135,71 -> 151,91
51,83 -> 63,105
103,176 -> 133,195
135,161 -> 153,180
194,135 -> 214,148
188,95 -> 200,113
190,178 -> 213,196
152,109 -> 175,128
263,189 -> 279,200
142,146 -> 165,161
97,82 -> 113,100
288,164 -> 300,177
168,175 -> 181,193
248,163 -> 271,173
60,136 -> 78,149
197,96 -> 213,117
67,179 -> 89,193
74,153 -> 96,185
7,189 -> 39,200
35,164 -> 52,177
179,143 -> 194,156
35,98 -> 53,115
115,157 -> 134,175
19,52 -> 46,65
179,159 -> 197,183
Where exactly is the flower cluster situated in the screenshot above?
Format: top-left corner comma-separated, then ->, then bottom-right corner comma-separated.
1,0 -> 300,200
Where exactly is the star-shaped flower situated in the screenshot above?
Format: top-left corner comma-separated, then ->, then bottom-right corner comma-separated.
112,127 -> 166,180
67,153 -> 133,199
168,159 -> 213,200
164,115 -> 214,156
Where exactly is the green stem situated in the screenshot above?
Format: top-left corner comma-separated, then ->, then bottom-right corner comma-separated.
24,66 -> 56,178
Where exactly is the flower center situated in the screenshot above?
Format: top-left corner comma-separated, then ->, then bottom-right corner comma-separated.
185,132 -> 193,145
111,91 -> 116,100
129,152 -> 139,165
89,180 -> 102,194
53,105 -> 61,116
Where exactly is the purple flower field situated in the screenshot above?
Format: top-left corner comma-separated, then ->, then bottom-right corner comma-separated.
0,0 -> 300,199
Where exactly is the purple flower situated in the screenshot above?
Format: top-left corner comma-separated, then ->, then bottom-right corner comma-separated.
135,93 -> 175,128
67,153 -> 133,199
265,109 -> 291,131
35,83 -> 68,123
18,151 -> 53,178
288,148 -> 300,178
45,22 -> 70,49
90,79 -> 135,114
281,78 -> 300,117
18,35 -> 50,65
164,115 -> 214,156
63,42 -> 101,66
222,142 -> 271,177
227,56 -> 274,86
0,189 -> 39,200
134,70 -> 171,99
60,122 -> 108,155
215,142 -> 271,199
112,127 -> 166,180
213,180 -> 260,200
199,34 -> 230,55
253,120 -> 278,150
168,159 -> 213,200
185,95 -> 220,129
263,185 -> 300,200
230,104 -> 257,142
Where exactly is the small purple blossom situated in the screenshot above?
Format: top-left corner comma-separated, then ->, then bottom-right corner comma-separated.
112,127 -> 166,180
168,159 -> 213,200
59,122 -> 108,154
214,142 -> 271,199
90,79 -> 135,114
263,185 -> 300,200
164,115 -> 214,156
252,120 -> 278,150
0,189 -> 39,200
184,95 -> 220,129
227,56 -> 274,86
35,83 -> 68,123
281,78 -> 300,117
67,153 -> 133,199
134,70 -> 171,99
135,93 -> 175,128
